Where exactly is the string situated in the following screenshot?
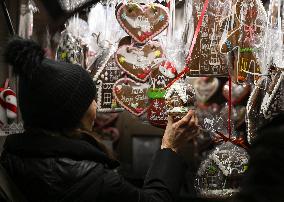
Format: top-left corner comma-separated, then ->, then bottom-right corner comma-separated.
165,0 -> 209,89
228,74 -> 232,139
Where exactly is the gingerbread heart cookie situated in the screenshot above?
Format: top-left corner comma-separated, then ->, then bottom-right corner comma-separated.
223,81 -> 250,104
113,78 -> 149,116
116,41 -> 164,82
193,78 -> 220,103
116,3 -> 169,43
221,105 -> 246,129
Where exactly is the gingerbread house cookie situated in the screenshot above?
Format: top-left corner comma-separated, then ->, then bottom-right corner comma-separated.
165,80 -> 196,120
219,0 -> 267,83
195,142 -> 249,199
93,51 -> 125,113
187,0 -> 228,77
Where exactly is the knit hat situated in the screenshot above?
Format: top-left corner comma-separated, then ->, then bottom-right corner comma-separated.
4,37 -> 96,130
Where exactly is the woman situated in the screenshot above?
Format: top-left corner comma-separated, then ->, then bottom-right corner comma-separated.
233,114 -> 284,202
0,38 -> 199,202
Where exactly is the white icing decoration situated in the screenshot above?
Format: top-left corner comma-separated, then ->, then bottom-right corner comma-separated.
93,48 -> 124,113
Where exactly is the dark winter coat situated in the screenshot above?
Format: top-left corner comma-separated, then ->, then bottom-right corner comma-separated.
233,115 -> 284,202
0,131 -> 187,202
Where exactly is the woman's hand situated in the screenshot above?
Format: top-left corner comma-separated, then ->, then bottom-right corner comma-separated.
161,110 -> 199,153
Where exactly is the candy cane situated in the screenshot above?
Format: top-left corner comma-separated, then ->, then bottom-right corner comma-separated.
2,89 -> 17,119
0,80 -> 18,127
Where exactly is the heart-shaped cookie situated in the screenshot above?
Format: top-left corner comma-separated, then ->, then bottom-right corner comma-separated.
193,78 -> 220,103
113,78 -> 149,116
221,105 -> 246,129
147,98 -> 168,129
116,3 -> 169,43
116,41 -> 164,82
223,81 -> 250,104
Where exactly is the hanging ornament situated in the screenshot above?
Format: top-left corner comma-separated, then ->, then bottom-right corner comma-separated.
18,0 -> 38,39
220,104 -> 246,129
165,79 -> 196,120
193,77 -> 220,104
56,32 -> 85,66
222,81 -> 250,104
147,89 -> 168,128
115,41 -> 164,82
260,70 -> 284,119
113,78 -> 149,116
0,80 -> 18,128
195,142 -> 249,199
219,0 -> 267,83
147,62 -> 176,128
116,2 -> 170,43
246,76 -> 270,144
159,61 -> 178,79
186,0 -> 229,76
56,16 -> 91,67
93,49 -> 125,113
259,0 -> 284,73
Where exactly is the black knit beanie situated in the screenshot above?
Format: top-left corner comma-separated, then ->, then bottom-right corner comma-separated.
4,37 -> 96,130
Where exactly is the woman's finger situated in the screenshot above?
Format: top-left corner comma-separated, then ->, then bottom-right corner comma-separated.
167,115 -> 174,126
175,110 -> 194,128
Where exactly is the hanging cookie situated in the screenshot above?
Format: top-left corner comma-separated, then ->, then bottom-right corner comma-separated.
147,61 -> 176,128
222,81 -> 250,104
186,0 -> 229,76
115,41 -> 164,82
246,76 -> 270,144
220,104 -> 246,129
0,86 -> 17,127
93,51 -> 125,113
56,32 -> 85,66
113,78 -> 149,116
165,79 -> 196,120
150,61 -> 177,89
116,2 -> 169,43
260,70 -> 284,120
193,78 -> 220,104
158,61 -> 177,79
220,0 -> 267,83
147,91 -> 168,128
195,142 -> 249,199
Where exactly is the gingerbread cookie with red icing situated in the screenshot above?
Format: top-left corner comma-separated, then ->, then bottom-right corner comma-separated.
113,78 -> 149,116
115,41 -> 164,82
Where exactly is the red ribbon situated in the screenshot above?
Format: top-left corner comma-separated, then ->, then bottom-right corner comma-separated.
165,0 -> 209,89
214,131 -> 249,150
228,76 -> 232,139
